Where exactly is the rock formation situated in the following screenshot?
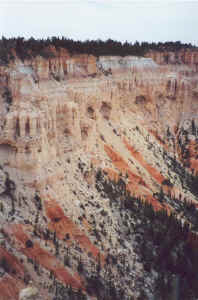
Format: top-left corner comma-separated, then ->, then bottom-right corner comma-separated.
0,45 -> 198,300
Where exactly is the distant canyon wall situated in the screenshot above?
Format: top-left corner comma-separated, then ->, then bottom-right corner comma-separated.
0,50 -> 198,177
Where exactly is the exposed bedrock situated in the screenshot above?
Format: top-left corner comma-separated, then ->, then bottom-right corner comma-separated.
0,52 -> 198,172
0,49 -> 198,300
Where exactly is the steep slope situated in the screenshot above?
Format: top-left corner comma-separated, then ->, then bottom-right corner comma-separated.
0,45 -> 198,299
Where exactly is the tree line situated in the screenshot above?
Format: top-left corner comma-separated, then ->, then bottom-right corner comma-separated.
0,36 -> 196,65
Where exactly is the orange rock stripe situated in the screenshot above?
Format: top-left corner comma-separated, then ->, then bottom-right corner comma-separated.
104,145 -> 165,212
0,247 -> 25,278
0,275 -> 24,300
4,224 -> 84,290
44,200 -> 105,264
104,144 -> 148,188
123,138 -> 165,184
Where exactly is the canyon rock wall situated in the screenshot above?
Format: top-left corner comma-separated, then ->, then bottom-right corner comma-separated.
146,49 -> 198,70
0,50 -> 198,216
0,49 -> 198,300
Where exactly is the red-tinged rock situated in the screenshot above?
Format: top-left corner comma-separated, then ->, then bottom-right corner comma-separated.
3,224 -> 84,291
0,275 -> 24,300
0,247 -> 25,278
103,144 -> 167,212
123,138 -> 165,185
104,144 -> 148,189
44,200 -> 105,264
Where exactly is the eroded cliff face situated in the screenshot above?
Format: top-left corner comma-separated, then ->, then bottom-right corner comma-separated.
146,49 -> 198,71
0,50 -> 198,300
